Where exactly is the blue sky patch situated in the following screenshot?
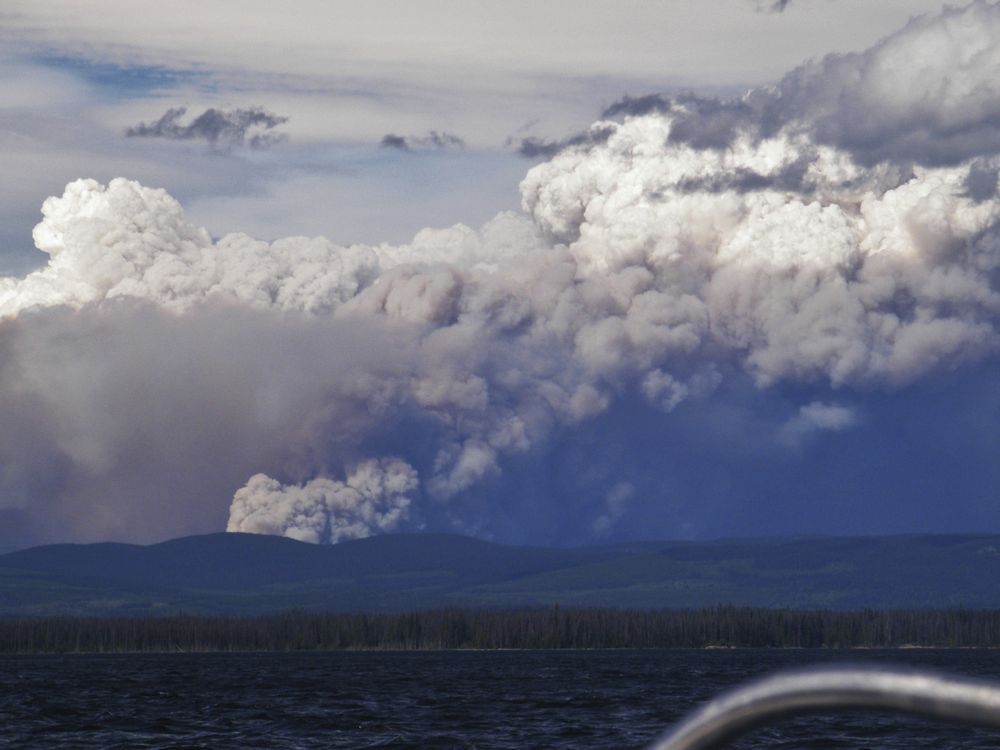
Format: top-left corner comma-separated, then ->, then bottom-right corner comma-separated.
31,53 -> 210,99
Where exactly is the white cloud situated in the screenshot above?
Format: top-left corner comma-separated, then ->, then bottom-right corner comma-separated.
779,402 -> 859,447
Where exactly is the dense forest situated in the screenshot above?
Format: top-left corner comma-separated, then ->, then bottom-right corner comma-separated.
4,607 -> 1000,653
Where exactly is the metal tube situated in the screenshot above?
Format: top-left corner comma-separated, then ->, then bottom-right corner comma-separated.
647,666 -> 1000,750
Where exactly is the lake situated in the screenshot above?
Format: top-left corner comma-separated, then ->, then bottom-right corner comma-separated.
3,649 -> 1000,748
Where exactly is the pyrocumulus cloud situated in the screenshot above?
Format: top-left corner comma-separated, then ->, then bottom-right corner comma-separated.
1,1 -> 998,546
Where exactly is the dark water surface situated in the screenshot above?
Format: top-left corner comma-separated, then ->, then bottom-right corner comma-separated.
3,649 -> 1000,748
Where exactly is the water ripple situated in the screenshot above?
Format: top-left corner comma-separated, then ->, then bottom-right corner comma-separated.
2,649 -> 1000,748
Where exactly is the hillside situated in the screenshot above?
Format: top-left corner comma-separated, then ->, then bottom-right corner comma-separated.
0,532 -> 998,616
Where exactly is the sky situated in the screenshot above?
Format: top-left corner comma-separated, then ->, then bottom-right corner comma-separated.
0,0 -> 997,550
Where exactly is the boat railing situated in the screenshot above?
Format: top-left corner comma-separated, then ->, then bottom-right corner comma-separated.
647,666 -> 1000,750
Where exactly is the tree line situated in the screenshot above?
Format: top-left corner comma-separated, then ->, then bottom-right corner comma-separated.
3,607 -> 1000,653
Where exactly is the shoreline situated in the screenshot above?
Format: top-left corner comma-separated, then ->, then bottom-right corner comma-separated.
7,608 -> 1000,652
5,644 -> 1000,656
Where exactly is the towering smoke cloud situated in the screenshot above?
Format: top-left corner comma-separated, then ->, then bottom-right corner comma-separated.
1,1 -> 999,547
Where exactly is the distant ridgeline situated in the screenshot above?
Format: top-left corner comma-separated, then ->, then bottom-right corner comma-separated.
3,532 -> 1000,618
5,608 -> 1000,653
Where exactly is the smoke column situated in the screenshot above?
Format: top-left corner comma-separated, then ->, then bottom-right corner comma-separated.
0,1 -> 998,546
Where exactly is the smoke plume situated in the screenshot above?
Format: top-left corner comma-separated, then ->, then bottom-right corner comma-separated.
1,1 -> 999,546
228,459 -> 418,543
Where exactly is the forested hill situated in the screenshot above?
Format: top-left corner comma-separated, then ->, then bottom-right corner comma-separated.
1,532 -> 1000,616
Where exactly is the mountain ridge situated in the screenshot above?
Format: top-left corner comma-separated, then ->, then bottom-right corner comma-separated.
1,531 -> 997,616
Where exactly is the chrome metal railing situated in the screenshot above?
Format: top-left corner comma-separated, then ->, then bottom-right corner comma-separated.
647,666 -> 1000,750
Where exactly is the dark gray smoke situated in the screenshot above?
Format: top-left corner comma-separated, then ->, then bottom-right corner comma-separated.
380,134 -> 409,150
125,106 -> 288,148
510,125 -> 615,159
380,131 -> 465,151
601,94 -> 670,119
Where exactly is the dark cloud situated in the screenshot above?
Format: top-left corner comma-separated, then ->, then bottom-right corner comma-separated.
379,131 -> 465,151
510,126 -> 615,159
667,94 -> 758,149
125,106 -> 288,149
380,133 -> 410,151
601,94 -> 671,119
675,159 -> 813,195
506,94 -> 662,159
965,160 -> 1000,202
514,137 -> 565,159
601,93 -> 756,150
424,131 -> 464,149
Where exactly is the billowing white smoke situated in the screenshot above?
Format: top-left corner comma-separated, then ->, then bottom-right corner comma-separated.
4,177 -> 398,316
227,458 -> 418,543
522,118 -> 1000,386
1,1 -> 998,545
